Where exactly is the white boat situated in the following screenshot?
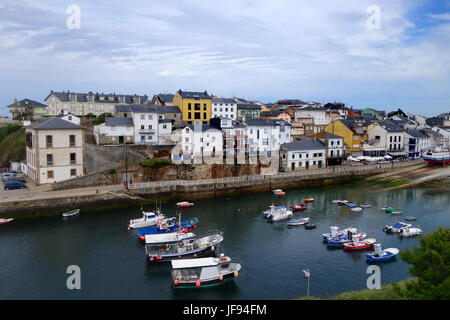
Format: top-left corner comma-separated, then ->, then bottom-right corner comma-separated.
128,209 -> 165,230
399,227 -> 422,237
273,189 -> 285,196
351,207 -> 363,212
177,201 -> 194,208
62,209 -> 80,217
423,148 -> 450,165
0,218 -> 14,225
360,203 -> 371,208
322,226 -> 366,240
267,207 -> 293,222
144,231 -> 196,245
263,204 -> 287,218
171,253 -> 241,288
287,217 -> 310,226
383,222 -> 412,234
366,244 -> 399,262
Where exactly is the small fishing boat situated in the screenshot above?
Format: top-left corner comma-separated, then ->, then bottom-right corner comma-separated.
385,207 -> 402,215
366,244 -> 399,262
345,202 -> 358,208
325,227 -> 367,246
360,203 -> 371,208
137,215 -> 199,240
177,201 -> 194,208
273,189 -> 285,196
399,227 -> 422,237
350,207 -> 362,212
383,222 -> 412,234
381,206 -> 391,211
304,198 -> 314,203
0,218 -> 14,225
337,200 -> 349,206
62,209 -> 80,217
404,216 -> 417,221
304,223 -> 316,230
128,208 -> 165,230
290,203 -> 307,211
145,230 -> 223,262
267,207 -> 293,222
343,235 -> 376,250
263,204 -> 288,218
171,253 -> 241,288
287,217 -> 310,226
322,226 -> 367,241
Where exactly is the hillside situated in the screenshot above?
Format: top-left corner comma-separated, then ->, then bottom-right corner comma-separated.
0,126 -> 25,167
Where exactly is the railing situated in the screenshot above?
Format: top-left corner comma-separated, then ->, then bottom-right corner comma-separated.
128,159 -> 424,190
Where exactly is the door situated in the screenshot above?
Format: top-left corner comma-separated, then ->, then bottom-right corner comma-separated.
291,162 -> 295,171
119,136 -> 124,144
305,161 -> 309,169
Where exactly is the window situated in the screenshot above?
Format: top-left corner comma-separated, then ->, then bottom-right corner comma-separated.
203,104 -> 207,110
398,136 -> 401,142
141,125 -> 145,129
47,170 -> 54,179
188,112 -> 192,119
194,103 -> 201,111
203,113 -> 207,119
69,135 -> 76,147
71,169 -> 76,176
163,125 -> 167,129
195,113 -> 201,119
148,115 -> 153,120
188,103 -> 192,110
140,115 -> 145,120
47,154 -> 53,165
390,136 -> 393,142
70,153 -> 76,164
46,135 -> 53,148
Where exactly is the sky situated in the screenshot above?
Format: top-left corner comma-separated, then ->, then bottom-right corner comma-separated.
0,0 -> 449,117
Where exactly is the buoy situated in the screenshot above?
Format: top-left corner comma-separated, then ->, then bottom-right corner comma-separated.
127,227 -> 131,231
234,271 -> 238,278
150,257 -> 154,261
195,280 -> 201,287
219,274 -> 223,281
174,280 -> 179,286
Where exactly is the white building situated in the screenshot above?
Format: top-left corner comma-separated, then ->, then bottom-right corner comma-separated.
212,98 -> 237,120
431,126 -> 450,148
93,118 -> 134,145
175,124 -> 223,164
293,107 -> 331,135
58,114 -> 81,125
132,108 -> 163,145
280,138 -> 326,171
210,117 -> 247,164
25,118 -> 84,185
315,132 -> 346,165
367,121 -> 407,158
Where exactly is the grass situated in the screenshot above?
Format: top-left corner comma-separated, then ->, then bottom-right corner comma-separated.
375,179 -> 410,188
296,281 -> 410,300
0,127 -> 25,167
140,158 -> 172,168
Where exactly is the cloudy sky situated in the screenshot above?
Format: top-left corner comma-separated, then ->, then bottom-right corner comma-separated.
0,0 -> 449,116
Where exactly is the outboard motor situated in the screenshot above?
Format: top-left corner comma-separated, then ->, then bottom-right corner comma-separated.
373,243 -> 383,257
330,226 -> 339,238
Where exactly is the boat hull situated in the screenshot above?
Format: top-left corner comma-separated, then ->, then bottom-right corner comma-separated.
173,272 -> 236,288
148,246 -> 217,263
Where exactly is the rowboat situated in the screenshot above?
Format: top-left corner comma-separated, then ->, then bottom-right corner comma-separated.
290,203 -> 307,211
343,235 -> 376,250
404,216 -> 417,221
385,207 -> 402,215
345,202 -> 358,208
171,254 -> 241,288
177,202 -> 194,208
62,209 -> 80,217
350,207 -> 362,212
0,218 -> 14,225
287,217 -> 310,226
273,189 -> 285,196
304,223 -> 316,230
304,198 -> 314,203
366,244 -> 399,262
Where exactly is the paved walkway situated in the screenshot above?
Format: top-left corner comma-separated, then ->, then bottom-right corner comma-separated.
385,166 -> 450,190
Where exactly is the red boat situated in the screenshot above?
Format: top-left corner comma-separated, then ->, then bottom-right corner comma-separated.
0,218 -> 14,225
343,236 -> 376,250
176,202 -> 194,208
304,198 -> 314,203
290,204 -> 307,211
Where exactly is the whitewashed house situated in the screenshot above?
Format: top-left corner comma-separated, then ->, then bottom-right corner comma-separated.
25,118 -> 84,185
293,107 -> 331,135
280,138 -> 326,171
314,132 -> 346,165
58,114 -> 81,125
367,120 -> 407,158
93,118 -> 134,145
210,117 -> 247,164
132,107 -> 161,145
212,98 -> 237,120
158,119 -> 173,145
431,126 -> 450,148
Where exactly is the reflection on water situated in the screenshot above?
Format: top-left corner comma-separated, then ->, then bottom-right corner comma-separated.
0,182 -> 449,299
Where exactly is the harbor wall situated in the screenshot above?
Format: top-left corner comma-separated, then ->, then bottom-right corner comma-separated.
0,160 -> 425,219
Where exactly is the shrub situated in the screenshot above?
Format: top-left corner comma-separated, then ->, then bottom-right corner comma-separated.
107,168 -> 116,174
140,158 -> 171,168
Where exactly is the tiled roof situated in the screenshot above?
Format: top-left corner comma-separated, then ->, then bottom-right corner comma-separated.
212,98 -> 236,104
281,139 -> 326,151
27,117 -> 83,130
177,90 -> 211,99
7,98 -> 47,109
105,117 -> 133,126
408,129 -> 429,139
237,103 -> 261,110
380,120 -> 405,132
186,124 -> 220,132
45,91 -> 148,104
115,104 -> 181,113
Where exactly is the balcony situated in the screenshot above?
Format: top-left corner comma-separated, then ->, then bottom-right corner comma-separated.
139,129 -> 155,134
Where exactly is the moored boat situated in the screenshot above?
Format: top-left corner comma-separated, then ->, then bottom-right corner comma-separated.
325,227 -> 367,246
404,216 -> 417,221
345,202 -> 358,208
177,201 -> 194,208
145,230 -> 223,262
290,203 -> 307,211
399,227 -> 422,237
304,223 -> 316,230
360,203 -> 371,208
385,207 -> 402,215
423,149 -> 450,165
304,198 -> 314,203
350,207 -> 362,212
263,204 -> 287,218
383,222 -> 412,234
171,253 -> 241,288
366,244 -> 399,262
273,189 -> 285,196
128,209 -> 165,230
62,209 -> 80,217
0,218 -> 14,225
343,235 -> 376,250
267,207 -> 293,222
287,217 -> 310,226
137,216 -> 199,241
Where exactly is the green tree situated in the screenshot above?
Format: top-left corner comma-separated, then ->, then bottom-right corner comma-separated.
396,227 -> 450,299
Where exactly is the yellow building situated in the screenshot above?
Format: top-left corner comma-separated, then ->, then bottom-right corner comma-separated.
173,90 -> 212,125
326,119 -> 364,153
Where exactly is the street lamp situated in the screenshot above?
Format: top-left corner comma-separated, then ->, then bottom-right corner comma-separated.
302,269 -> 311,297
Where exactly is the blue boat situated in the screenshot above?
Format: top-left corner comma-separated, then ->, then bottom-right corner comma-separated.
137,217 -> 199,240
345,202 -> 358,208
366,244 -> 399,262
262,205 -> 287,218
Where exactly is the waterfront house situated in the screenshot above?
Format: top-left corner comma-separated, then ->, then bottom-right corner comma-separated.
313,132 -> 346,166
430,126 -> 450,148
150,93 -> 175,106
423,128 -> 446,149
325,119 -> 365,155
210,117 -> 247,164
367,120 -> 407,159
405,129 -> 429,159
261,110 -> 292,123
7,98 -> 48,120
280,139 -> 326,171
212,98 -> 238,120
175,124 -> 223,164
93,117 -> 134,145
293,107 -> 331,136
132,106 -> 172,145
173,90 -> 212,125
58,113 -> 81,125
25,117 -> 85,185
115,104 -> 182,128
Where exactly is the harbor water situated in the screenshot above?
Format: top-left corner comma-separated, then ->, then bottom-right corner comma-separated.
0,180 -> 449,299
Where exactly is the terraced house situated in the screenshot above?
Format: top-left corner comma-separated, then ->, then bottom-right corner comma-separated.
173,90 -> 212,125
45,90 -> 149,116
326,119 -> 365,155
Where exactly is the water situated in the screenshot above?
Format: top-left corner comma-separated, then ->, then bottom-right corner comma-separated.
0,181 -> 449,299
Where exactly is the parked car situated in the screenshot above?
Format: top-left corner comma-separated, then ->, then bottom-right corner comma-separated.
4,181 -> 27,190
2,172 -> 17,182
4,175 -> 26,183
